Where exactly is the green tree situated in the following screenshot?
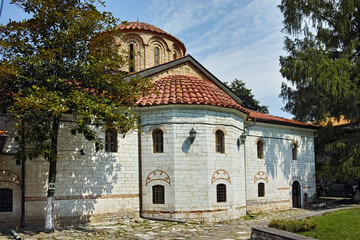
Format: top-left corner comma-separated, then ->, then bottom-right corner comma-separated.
225,79 -> 269,114
278,0 -> 360,202
0,0 -> 151,230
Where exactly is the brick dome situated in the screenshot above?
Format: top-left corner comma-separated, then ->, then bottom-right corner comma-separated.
116,22 -> 186,54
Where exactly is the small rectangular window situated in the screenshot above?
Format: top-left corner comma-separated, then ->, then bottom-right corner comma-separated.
0,188 -> 13,212
258,183 -> 265,197
152,185 -> 165,204
216,184 -> 226,202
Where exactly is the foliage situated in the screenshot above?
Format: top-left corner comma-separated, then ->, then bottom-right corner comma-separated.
0,0 -> 152,230
315,123 -> 360,184
0,0 -> 151,162
299,208 -> 360,239
269,217 -> 316,233
225,79 -> 269,113
278,0 -> 360,122
279,0 -> 360,199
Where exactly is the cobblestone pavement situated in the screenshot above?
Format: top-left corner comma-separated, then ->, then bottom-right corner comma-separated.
0,208 -> 313,240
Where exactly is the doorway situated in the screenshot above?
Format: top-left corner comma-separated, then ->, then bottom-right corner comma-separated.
292,181 -> 301,208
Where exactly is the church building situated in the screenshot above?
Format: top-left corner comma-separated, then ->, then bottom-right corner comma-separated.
0,22 -> 317,225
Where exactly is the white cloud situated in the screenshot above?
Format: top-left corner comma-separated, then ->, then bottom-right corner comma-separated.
144,0 -> 291,118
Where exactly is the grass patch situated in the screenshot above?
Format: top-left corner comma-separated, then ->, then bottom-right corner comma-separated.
298,208 -> 360,240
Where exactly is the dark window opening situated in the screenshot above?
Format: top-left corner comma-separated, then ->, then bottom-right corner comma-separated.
154,47 -> 159,65
292,143 -> 297,160
216,130 -> 225,153
152,129 -> 164,153
129,44 -> 135,72
257,140 -> 264,159
0,188 -> 12,212
152,185 -> 165,204
216,184 -> 226,202
105,128 -> 117,152
258,183 -> 265,197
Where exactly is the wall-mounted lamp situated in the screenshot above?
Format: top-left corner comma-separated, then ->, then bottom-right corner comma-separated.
80,149 -> 85,155
239,132 -> 247,144
189,128 -> 197,143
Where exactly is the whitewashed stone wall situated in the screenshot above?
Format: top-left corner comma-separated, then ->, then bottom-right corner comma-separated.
139,105 -> 247,222
0,115 -> 140,225
244,122 -> 316,211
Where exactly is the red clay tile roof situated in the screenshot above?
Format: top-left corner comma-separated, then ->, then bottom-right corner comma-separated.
116,22 -> 186,54
138,75 -> 317,128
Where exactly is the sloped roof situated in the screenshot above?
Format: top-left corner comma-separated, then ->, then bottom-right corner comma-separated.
116,22 -> 186,54
134,55 -> 317,129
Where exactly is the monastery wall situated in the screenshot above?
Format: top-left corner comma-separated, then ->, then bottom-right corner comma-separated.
244,123 -> 316,211
0,115 -> 140,225
139,105 -> 247,222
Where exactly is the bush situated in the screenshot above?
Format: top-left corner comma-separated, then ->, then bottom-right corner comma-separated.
269,217 -> 316,233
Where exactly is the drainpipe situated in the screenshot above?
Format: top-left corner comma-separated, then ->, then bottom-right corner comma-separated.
20,120 -> 26,228
243,117 -> 256,214
137,117 -> 143,218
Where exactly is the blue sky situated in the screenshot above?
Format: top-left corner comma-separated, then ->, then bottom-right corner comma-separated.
0,0 -> 293,119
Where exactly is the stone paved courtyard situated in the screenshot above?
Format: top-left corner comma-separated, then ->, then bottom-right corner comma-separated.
0,208 -> 311,240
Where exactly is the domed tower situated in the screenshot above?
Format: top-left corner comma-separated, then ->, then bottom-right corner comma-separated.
115,22 -> 186,72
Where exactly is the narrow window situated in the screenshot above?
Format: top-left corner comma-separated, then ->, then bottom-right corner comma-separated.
215,130 -> 225,153
257,139 -> 264,159
173,52 -> 177,60
154,47 -> 159,65
216,184 -> 226,202
258,183 -> 265,197
292,143 -> 297,160
152,129 -> 164,153
129,43 -> 135,72
105,128 -> 117,152
0,188 -> 12,212
152,185 -> 165,204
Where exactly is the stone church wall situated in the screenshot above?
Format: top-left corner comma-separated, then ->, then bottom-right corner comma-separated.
244,123 -> 316,212
0,115 -> 140,225
139,105 -> 247,222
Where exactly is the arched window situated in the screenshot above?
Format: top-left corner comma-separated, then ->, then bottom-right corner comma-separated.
152,129 -> 164,153
258,183 -> 265,197
173,52 -> 177,60
0,188 -> 12,212
215,130 -> 225,153
216,184 -> 226,202
291,143 -> 298,160
154,47 -> 160,65
152,185 -> 165,204
129,43 -> 135,72
105,128 -> 117,152
257,139 -> 264,159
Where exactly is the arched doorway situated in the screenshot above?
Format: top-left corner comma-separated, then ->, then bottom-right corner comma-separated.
292,181 -> 301,208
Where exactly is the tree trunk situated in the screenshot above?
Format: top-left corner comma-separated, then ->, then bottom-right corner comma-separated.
44,116 -> 60,232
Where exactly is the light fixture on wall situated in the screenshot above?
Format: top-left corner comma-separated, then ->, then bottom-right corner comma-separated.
240,132 -> 247,144
189,128 -> 197,143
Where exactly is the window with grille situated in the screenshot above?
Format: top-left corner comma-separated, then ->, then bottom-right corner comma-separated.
292,143 -> 297,160
0,188 -> 12,212
258,183 -> 265,197
105,128 -> 117,152
257,139 -> 264,159
215,130 -> 225,153
152,185 -> 165,204
216,184 -> 226,202
152,129 -> 164,153
129,44 -> 135,72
